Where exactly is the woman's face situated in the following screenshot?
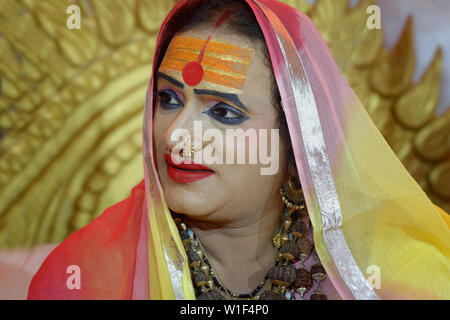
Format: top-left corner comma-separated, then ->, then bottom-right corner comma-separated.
153,24 -> 288,224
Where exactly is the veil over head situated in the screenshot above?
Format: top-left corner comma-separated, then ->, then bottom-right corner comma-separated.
27,0 -> 449,300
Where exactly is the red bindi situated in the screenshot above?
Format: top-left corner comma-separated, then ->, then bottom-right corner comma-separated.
182,61 -> 204,87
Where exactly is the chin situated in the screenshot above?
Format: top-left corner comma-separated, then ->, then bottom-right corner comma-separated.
160,178 -> 217,217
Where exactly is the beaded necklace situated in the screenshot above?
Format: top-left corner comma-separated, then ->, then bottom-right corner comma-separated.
173,196 -> 328,300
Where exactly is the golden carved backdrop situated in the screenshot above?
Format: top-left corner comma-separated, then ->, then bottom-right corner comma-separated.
0,0 -> 448,249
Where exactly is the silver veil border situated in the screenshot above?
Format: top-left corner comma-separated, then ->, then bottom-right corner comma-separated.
252,0 -> 379,300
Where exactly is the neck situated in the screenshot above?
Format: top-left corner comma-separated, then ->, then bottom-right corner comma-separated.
183,196 -> 284,295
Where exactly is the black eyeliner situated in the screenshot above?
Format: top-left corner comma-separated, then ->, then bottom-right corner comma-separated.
157,89 -> 184,110
202,103 -> 249,125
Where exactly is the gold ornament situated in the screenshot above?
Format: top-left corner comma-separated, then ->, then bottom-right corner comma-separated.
196,249 -> 204,260
200,262 -> 210,275
207,279 -> 215,289
182,137 -> 194,160
280,232 -> 290,245
283,217 -> 292,230
280,175 -> 305,213
273,233 -> 282,249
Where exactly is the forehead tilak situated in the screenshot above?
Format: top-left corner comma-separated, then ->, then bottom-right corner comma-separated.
159,11 -> 253,92
160,36 -> 253,91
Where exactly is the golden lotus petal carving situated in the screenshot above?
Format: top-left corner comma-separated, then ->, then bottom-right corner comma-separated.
347,0 -> 383,67
414,110 -> 450,161
91,0 -> 136,46
311,0 -> 350,52
58,27 -> 100,67
0,39 -> 22,83
429,162 -> 450,198
394,49 -> 442,130
137,0 -> 178,33
371,17 -> 415,97
32,0 -> 72,36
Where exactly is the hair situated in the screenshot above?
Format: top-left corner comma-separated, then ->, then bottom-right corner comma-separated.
156,0 -> 295,172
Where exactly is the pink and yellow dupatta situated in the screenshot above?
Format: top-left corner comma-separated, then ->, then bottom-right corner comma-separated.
27,0 -> 449,300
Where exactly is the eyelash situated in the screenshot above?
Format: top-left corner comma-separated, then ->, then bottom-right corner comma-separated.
157,89 -> 249,125
202,103 -> 249,125
157,89 -> 184,110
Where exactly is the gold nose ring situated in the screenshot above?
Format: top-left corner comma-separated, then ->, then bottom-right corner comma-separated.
182,137 -> 197,160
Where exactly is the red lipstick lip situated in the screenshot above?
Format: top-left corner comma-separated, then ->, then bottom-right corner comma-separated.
164,153 -> 214,172
164,153 -> 215,184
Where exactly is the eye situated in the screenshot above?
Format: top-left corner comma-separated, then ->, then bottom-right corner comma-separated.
203,103 -> 249,125
157,89 -> 184,110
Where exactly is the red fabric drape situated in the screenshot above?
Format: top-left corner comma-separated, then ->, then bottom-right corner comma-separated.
28,180 -> 146,300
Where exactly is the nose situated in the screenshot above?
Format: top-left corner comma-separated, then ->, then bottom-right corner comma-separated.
163,100 -> 204,158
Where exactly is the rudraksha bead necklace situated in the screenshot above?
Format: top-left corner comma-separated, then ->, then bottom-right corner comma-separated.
173,213 -> 281,300
173,187 -> 328,300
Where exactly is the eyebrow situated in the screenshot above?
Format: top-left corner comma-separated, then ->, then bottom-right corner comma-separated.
193,89 -> 248,113
157,72 -> 184,89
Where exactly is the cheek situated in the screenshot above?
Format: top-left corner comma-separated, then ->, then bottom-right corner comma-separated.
228,118 -> 278,158
241,113 -> 278,133
152,110 -> 172,161
216,163 -> 281,213
153,106 -> 176,143
152,112 -> 163,146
